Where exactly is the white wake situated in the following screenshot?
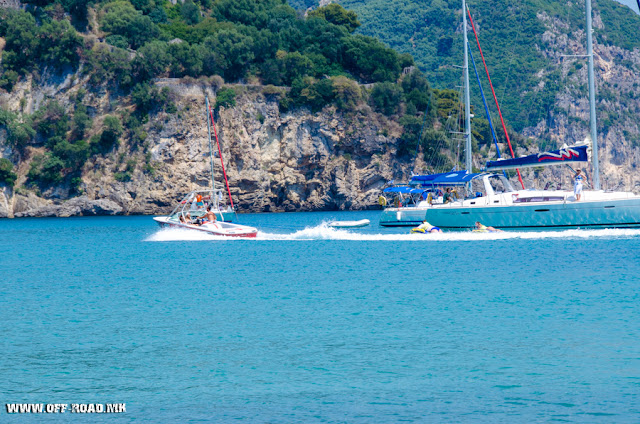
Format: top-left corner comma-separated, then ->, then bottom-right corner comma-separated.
146,222 -> 640,242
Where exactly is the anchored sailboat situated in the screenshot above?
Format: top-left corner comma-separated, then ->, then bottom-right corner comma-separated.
382,0 -> 640,229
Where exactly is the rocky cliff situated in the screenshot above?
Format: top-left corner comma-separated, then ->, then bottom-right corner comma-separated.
514,10 -> 640,192
0,74 -> 417,217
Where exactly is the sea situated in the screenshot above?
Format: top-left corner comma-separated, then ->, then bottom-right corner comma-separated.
1,210 -> 639,422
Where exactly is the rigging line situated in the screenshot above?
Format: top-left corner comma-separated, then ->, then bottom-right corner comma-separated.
467,5 -> 525,189
207,103 -> 235,211
469,47 -> 507,178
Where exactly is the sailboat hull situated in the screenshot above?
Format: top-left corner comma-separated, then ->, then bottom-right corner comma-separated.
379,207 -> 429,227
425,197 -> 640,230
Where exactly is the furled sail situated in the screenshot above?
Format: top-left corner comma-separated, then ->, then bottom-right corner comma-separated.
485,145 -> 590,171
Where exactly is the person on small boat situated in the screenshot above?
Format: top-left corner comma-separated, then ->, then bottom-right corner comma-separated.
573,169 -> 584,201
411,220 -> 443,234
201,205 -> 217,224
196,194 -> 204,208
474,222 -> 502,232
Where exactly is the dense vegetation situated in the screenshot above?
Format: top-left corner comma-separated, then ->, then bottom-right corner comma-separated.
289,0 -> 640,136
0,0 -> 446,190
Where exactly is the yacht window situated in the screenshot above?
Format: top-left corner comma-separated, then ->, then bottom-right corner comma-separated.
514,196 -> 564,203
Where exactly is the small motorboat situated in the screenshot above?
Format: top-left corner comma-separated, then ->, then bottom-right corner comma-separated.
327,219 -> 370,228
153,215 -> 257,238
151,96 -> 258,238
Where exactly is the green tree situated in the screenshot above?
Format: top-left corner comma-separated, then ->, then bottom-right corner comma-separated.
168,42 -> 204,77
0,11 -> 39,73
401,70 -> 432,113
33,101 -> 69,141
370,82 -> 402,116
203,29 -> 254,80
133,41 -> 171,80
86,44 -> 133,87
53,139 -> 90,169
100,1 -> 160,49
181,0 -> 201,25
28,153 -> 65,184
342,35 -> 400,83
280,51 -> 313,85
38,19 -> 83,71
331,76 -> 361,111
307,3 -> 360,33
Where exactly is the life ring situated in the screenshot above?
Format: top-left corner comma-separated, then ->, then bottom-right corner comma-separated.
378,196 -> 387,207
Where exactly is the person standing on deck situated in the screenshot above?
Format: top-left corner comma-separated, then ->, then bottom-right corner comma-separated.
574,169 -> 585,201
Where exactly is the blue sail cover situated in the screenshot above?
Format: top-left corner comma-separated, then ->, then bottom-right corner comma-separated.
485,145 -> 589,171
411,171 -> 483,187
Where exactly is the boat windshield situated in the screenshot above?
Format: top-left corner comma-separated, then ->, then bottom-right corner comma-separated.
488,175 -> 514,193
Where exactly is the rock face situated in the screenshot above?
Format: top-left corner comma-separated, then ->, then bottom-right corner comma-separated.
0,77 -> 414,217
511,11 -> 640,192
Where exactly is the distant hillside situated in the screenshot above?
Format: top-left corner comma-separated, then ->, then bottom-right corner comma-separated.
292,0 -> 640,191
292,0 -> 640,132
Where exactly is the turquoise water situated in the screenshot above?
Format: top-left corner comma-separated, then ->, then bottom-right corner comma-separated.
1,211 -> 640,422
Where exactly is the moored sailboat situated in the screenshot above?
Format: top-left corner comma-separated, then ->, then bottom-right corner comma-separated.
384,0 -> 640,230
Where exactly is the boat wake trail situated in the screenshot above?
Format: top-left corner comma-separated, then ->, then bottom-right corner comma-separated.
258,224 -> 640,241
146,223 -> 640,242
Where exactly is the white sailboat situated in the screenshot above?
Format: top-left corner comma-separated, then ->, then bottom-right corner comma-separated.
382,0 -> 640,229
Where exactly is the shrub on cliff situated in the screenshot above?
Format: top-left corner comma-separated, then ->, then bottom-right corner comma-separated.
331,76 -> 361,111
91,116 -> 123,154
0,109 -> 36,149
28,153 -> 65,185
33,101 -> 69,142
0,158 -> 18,187
215,87 -> 237,109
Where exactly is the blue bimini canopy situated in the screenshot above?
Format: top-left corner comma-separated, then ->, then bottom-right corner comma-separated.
410,171 -> 455,184
485,145 -> 589,171
411,171 -> 483,187
382,186 -> 426,194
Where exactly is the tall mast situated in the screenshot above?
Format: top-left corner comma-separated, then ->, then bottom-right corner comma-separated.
462,0 -> 472,174
586,0 -> 600,189
205,95 -> 218,208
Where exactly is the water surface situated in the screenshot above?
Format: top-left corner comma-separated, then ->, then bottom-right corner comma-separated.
1,211 -> 639,422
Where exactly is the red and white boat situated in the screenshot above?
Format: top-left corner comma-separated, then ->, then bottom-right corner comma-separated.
152,96 -> 258,238
153,212 -> 257,238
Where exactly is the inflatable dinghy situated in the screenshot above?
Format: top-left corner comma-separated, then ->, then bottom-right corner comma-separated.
327,219 -> 370,228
